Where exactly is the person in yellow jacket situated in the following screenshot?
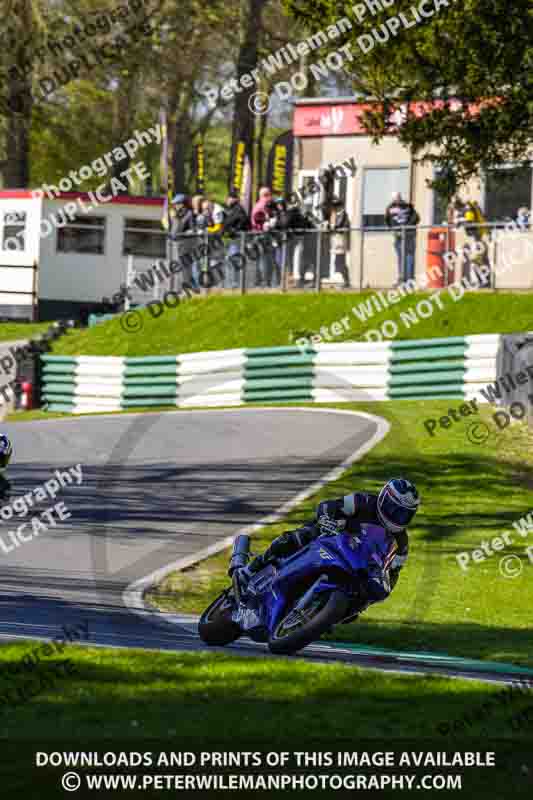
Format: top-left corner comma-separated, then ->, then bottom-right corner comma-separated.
455,198 -> 491,287
464,200 -> 489,240
206,200 -> 225,235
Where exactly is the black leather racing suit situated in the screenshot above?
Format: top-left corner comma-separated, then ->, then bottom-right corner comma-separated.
246,492 -> 408,603
0,472 -> 10,498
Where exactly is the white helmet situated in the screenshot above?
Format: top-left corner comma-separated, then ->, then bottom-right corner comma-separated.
377,478 -> 419,533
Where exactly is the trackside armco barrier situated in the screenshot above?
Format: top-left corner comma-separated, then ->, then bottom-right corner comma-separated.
39,333 -> 502,413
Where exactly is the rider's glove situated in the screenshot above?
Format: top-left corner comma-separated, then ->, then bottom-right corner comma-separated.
317,514 -> 339,537
232,566 -> 252,601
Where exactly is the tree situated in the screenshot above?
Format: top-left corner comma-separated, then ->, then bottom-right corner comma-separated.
140,0 -> 232,192
284,0 -> 533,187
0,0 -> 47,186
230,0 -> 269,185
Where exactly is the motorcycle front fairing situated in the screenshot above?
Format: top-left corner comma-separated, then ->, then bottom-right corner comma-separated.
243,523 -> 394,637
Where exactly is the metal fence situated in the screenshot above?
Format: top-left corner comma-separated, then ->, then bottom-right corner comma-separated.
124,221 -> 533,308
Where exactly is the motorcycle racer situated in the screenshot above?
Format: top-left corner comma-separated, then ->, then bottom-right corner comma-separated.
0,433 -> 12,498
231,478 -> 420,613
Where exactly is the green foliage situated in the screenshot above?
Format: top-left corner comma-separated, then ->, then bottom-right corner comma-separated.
49,292 -> 533,357
149,397 -> 533,667
284,0 -> 533,186
0,321 -> 50,342
0,641 -> 527,757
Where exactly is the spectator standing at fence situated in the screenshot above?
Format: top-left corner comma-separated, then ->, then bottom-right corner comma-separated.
456,198 -> 490,288
223,190 -> 249,289
295,195 -> 321,287
516,206 -> 530,229
385,192 -> 419,283
189,194 -> 207,289
195,196 -> 213,287
264,196 -> 292,287
326,196 -> 351,288
251,186 -> 275,287
207,199 -> 225,235
170,194 -> 196,288
281,197 -> 313,288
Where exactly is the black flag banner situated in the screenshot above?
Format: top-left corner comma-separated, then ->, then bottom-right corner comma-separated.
265,130 -> 294,197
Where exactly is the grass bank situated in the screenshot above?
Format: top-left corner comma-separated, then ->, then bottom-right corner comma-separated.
0,641 -> 511,741
147,399 -> 533,668
49,292 -> 533,357
0,641 -> 531,797
0,322 -> 51,343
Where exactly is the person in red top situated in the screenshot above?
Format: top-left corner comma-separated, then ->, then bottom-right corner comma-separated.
251,186 -> 272,231
250,187 -> 275,286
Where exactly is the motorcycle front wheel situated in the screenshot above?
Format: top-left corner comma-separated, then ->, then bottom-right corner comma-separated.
198,589 -> 242,646
268,589 -> 350,655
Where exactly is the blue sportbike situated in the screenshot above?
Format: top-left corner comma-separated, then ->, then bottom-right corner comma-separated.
199,520 -> 395,655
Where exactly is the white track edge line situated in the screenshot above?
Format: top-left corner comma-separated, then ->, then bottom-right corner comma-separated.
123,408 -> 390,626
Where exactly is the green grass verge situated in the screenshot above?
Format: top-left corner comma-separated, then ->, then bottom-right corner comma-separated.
1,641 -> 515,741
49,292 -> 533,357
0,322 -> 51,343
0,643 -> 531,796
147,399 -> 533,668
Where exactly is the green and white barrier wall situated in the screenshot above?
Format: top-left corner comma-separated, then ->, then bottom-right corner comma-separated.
40,333 -> 500,414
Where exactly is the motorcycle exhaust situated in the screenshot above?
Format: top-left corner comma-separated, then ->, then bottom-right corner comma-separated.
228,534 -> 250,576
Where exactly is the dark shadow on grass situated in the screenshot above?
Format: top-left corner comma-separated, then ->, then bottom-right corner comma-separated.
327,617 -> 533,667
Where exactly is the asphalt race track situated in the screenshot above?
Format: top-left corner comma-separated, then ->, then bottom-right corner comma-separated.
0,408 -> 381,654
0,407 -> 531,686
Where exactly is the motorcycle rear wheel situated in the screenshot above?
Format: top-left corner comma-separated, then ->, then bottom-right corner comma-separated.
198,589 -> 242,646
268,589 -> 350,655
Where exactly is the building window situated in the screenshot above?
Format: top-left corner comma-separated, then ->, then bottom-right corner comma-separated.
431,165 -> 459,225
484,166 -> 532,222
2,211 -> 26,252
362,167 -> 409,228
123,218 -> 166,258
432,190 -> 449,225
57,216 -> 105,254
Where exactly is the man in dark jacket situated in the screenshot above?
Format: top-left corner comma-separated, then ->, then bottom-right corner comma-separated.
231,477 -> 420,615
326,196 -> 351,288
169,194 -> 195,287
222,190 -> 249,289
385,193 -> 420,283
223,190 -> 250,236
